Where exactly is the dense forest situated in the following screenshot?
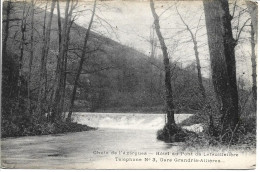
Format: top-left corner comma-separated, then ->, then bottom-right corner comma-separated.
1,0 -> 257,147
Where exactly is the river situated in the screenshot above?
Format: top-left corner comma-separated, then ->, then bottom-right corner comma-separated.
1,113 -> 255,169
1,113 -> 194,169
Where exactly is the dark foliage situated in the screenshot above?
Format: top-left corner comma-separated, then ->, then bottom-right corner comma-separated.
178,92 -> 256,147
157,124 -> 196,142
1,52 -> 31,137
1,52 -> 94,138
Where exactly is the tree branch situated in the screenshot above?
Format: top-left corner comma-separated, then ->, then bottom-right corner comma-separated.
236,18 -> 251,43
231,0 -> 237,18
175,6 -> 196,42
2,18 -> 21,22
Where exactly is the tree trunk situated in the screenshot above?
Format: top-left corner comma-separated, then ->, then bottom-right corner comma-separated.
28,0 -> 35,113
17,3 -> 27,110
67,0 -> 97,122
246,1 -> 258,38
203,0 -> 239,132
194,40 -> 206,100
57,0 -> 62,52
220,0 -> 239,127
3,0 -> 11,57
60,2 -> 75,118
37,0 -> 56,118
150,0 -> 176,126
250,23 -> 257,106
51,0 -> 71,122
246,2 -> 257,110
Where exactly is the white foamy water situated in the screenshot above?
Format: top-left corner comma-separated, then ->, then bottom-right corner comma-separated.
71,113 -> 193,130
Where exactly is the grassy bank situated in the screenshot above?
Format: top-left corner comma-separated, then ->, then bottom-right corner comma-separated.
178,111 -> 256,149
1,121 -> 95,138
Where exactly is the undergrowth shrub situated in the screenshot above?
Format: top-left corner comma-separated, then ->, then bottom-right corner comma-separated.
177,95 -> 256,148
157,124 -> 197,142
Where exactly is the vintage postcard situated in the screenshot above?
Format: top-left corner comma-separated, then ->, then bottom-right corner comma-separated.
1,0 -> 257,169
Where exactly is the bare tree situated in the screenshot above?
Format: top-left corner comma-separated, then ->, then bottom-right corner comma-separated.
246,1 -> 257,37
51,0 -> 78,122
250,22 -> 257,105
3,0 -> 12,57
51,0 -> 70,122
245,2 -> 257,107
175,7 -> 206,100
60,0 -> 78,117
67,0 -> 97,122
37,0 -> 56,118
57,0 -> 62,51
28,0 -> 35,113
230,1 -> 256,109
17,2 -> 29,110
150,0 -> 176,128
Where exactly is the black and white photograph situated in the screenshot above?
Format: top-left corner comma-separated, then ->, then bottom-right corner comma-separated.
1,0 -> 257,169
